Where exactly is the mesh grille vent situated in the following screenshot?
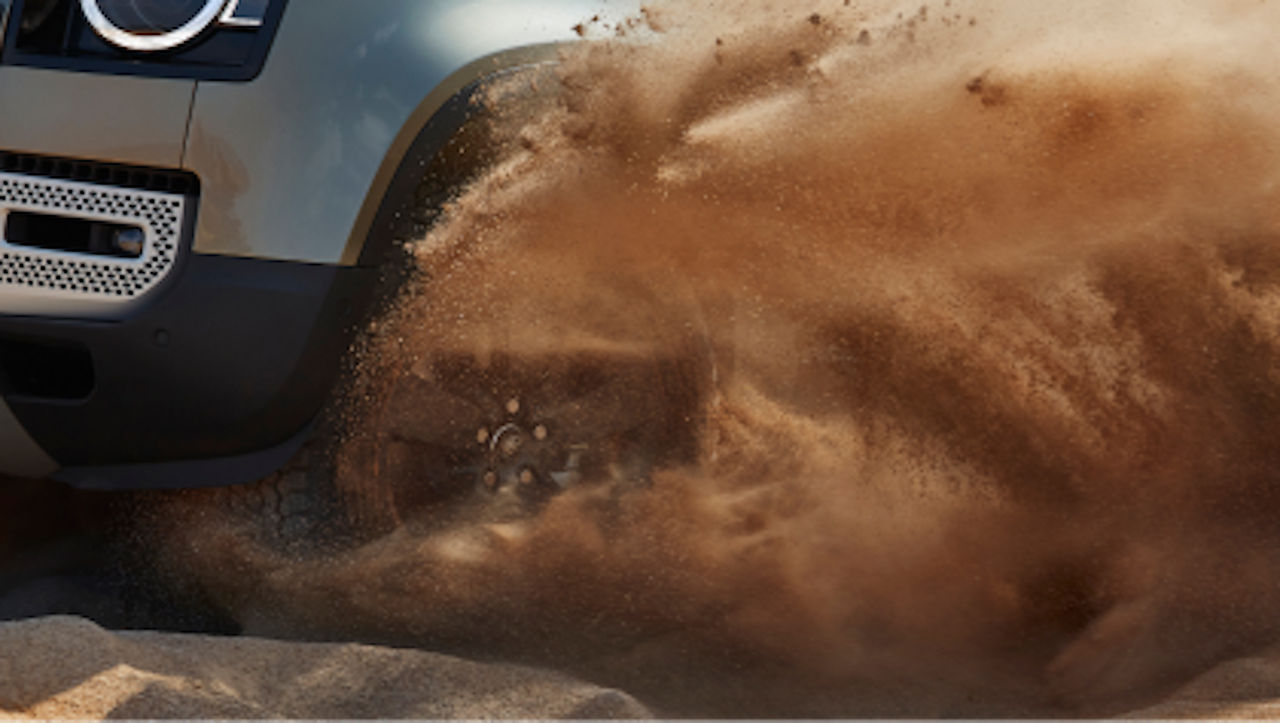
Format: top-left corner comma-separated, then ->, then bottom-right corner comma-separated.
0,170 -> 188,318
0,151 -> 199,195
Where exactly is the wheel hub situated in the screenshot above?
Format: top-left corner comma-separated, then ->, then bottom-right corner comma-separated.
475,399 -> 582,495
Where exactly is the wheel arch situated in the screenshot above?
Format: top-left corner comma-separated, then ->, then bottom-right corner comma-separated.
342,45 -> 562,269
184,0 -> 640,266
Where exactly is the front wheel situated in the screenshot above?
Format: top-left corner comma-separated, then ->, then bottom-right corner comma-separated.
356,337 -> 713,526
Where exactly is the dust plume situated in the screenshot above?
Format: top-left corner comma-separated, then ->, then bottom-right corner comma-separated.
154,0 -> 1280,716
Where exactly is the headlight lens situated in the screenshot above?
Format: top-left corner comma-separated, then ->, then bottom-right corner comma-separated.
95,0 -> 212,35
79,0 -> 225,51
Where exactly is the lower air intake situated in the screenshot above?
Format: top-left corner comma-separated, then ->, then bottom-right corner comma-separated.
0,169 -> 190,319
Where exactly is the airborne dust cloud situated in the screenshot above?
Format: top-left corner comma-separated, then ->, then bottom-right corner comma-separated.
153,0 -> 1280,716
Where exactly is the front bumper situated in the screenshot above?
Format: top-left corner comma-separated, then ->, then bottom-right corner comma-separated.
0,251 -> 376,489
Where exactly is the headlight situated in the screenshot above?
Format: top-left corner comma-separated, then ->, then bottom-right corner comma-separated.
2,0 -> 283,80
79,0 -> 262,52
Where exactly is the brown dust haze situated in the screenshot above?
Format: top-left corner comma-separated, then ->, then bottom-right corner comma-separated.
156,0 -> 1280,716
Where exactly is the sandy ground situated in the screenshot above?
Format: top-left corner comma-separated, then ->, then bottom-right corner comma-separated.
1,617 -> 1280,718
0,617 -> 649,719
6,3 -> 1280,720
1122,656 -> 1280,720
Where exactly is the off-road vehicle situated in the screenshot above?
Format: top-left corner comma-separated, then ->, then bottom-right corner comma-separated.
0,0 -> 709,532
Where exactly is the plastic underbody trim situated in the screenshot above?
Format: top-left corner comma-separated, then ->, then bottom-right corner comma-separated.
0,253 -> 376,483
56,419 -> 313,491
0,391 -> 55,478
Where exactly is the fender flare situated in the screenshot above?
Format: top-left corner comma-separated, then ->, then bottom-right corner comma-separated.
341,44 -> 564,268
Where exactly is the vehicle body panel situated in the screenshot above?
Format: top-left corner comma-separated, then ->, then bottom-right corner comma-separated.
185,0 -> 639,265
0,66 -> 193,168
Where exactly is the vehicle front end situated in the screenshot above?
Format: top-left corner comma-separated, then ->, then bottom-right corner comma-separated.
0,0 -> 635,490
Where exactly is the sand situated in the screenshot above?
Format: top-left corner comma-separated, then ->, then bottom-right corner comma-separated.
0,616 -> 649,719
8,2 -> 1280,719
1120,655 -> 1280,719
4,615 -> 1280,718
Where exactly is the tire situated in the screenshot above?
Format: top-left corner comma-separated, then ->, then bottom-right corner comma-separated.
356,338 -> 711,527
212,318 -> 715,553
213,437 -> 398,551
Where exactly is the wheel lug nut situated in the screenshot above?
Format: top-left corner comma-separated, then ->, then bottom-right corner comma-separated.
533,424 -> 548,441
519,469 -> 535,486
477,427 -> 490,445
506,398 -> 520,415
